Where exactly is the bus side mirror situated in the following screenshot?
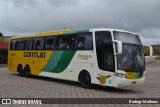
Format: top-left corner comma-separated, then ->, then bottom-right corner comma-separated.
112,40 -> 122,54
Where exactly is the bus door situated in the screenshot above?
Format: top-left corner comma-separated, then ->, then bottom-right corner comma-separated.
94,31 -> 115,85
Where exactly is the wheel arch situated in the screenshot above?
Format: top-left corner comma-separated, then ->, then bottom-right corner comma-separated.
24,64 -> 30,68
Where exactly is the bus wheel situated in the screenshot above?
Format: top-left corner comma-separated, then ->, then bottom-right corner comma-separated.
79,71 -> 92,89
17,65 -> 25,77
24,65 -> 31,78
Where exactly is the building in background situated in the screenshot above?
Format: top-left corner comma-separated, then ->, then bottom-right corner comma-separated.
0,36 -> 10,64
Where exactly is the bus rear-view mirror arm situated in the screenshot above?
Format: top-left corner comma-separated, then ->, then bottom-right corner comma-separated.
112,40 -> 122,54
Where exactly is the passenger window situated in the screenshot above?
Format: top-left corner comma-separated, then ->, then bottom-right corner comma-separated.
28,40 -> 34,50
17,39 -> 26,50
10,39 -> 16,50
33,38 -> 44,50
25,39 -> 30,50
59,35 -> 75,50
14,40 -> 19,50
76,33 -> 93,50
45,37 -> 55,49
15,40 -> 22,50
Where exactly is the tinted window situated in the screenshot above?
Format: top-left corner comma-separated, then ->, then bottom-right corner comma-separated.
33,38 -> 44,50
13,39 -> 35,50
14,40 -> 19,50
28,40 -> 34,50
10,39 -> 16,50
45,37 -> 55,49
25,39 -> 29,50
59,35 -> 76,50
76,33 -> 93,50
17,39 -> 26,50
95,31 -> 112,46
95,31 -> 114,72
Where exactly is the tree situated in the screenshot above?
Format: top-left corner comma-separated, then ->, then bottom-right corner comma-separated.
0,32 -> 3,37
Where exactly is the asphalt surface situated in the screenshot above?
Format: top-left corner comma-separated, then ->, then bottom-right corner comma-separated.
0,60 -> 160,107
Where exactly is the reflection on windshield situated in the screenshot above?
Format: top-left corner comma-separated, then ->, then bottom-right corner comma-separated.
114,31 -> 141,44
117,44 -> 145,72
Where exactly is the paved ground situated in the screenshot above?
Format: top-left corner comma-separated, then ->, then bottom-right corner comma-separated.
0,60 -> 160,107
145,56 -> 156,64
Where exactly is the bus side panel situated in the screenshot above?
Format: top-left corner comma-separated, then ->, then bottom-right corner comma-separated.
71,51 -> 95,82
8,50 -> 53,75
39,50 -> 76,80
39,51 -> 94,82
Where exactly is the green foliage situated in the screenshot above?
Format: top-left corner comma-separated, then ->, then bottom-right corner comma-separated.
0,36 -> 9,42
143,46 -> 150,56
0,32 -> 3,37
153,46 -> 160,55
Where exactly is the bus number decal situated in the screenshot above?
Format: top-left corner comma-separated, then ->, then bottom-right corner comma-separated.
10,53 -> 16,56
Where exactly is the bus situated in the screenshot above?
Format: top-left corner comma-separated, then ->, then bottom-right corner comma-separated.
8,28 -> 145,88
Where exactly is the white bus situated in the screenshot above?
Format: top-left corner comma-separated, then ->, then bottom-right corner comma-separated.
8,28 -> 145,88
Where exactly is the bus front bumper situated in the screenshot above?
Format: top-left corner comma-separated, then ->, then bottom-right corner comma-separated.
114,77 -> 145,87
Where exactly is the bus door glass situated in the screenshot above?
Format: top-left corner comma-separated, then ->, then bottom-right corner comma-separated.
95,31 -> 115,83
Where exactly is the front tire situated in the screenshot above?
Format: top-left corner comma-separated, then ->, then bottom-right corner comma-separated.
79,72 -> 92,89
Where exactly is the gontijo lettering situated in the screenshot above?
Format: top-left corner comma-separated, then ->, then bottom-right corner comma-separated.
24,52 -> 45,58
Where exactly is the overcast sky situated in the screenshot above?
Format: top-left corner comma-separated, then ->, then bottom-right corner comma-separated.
0,0 -> 160,45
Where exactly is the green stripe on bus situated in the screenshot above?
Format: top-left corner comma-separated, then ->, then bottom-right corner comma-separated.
75,29 -> 89,33
134,72 -> 140,78
64,31 -> 75,35
137,72 -> 143,77
51,51 -> 76,73
42,51 -> 63,72
134,72 -> 143,78
42,51 -> 76,73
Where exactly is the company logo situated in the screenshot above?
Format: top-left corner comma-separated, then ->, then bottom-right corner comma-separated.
1,99 -> 42,104
77,54 -> 92,60
24,52 -> 45,58
2,99 -> 11,104
96,75 -> 110,84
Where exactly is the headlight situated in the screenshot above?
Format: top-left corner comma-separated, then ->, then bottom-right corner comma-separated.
115,73 -> 126,78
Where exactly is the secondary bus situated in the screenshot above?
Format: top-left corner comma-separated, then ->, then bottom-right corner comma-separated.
8,28 -> 145,88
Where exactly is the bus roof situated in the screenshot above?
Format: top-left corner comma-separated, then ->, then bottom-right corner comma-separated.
90,28 -> 137,35
11,29 -> 91,39
10,28 -> 137,39
11,29 -> 72,39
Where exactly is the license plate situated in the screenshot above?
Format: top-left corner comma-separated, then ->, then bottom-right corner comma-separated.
132,81 -> 137,84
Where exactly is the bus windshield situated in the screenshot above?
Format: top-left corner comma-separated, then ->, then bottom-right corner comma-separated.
114,32 -> 141,44
114,32 -> 145,72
